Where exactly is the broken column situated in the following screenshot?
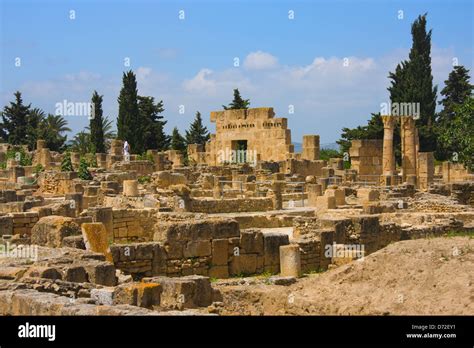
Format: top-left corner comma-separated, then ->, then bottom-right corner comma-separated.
381,115 -> 397,185
279,244 -> 301,277
123,179 -> 139,196
271,180 -> 284,210
400,116 -> 417,185
302,135 -> 320,160
418,152 -> 434,190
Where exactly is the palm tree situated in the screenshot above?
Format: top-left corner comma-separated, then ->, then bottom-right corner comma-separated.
69,131 -> 91,155
43,114 -> 71,133
38,114 -> 71,152
26,108 -> 45,150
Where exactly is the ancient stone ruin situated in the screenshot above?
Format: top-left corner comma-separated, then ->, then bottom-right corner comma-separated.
0,108 -> 473,316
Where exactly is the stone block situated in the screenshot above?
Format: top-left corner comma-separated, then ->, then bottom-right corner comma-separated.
263,233 -> 289,272
279,244 -> 301,277
64,265 -> 88,283
239,229 -> 264,254
230,254 -> 257,275
211,239 -> 228,266
31,216 -> 81,248
357,188 -> 380,202
316,196 -> 336,211
84,262 -> 117,286
183,240 -> 212,258
208,265 -> 229,279
81,222 -> 111,261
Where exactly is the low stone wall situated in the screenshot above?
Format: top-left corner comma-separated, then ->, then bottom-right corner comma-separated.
111,209 -> 158,242
285,159 -> 325,177
10,212 -> 39,237
292,214 -> 471,273
38,171 -> 78,195
189,197 -> 274,213
110,219 -> 290,278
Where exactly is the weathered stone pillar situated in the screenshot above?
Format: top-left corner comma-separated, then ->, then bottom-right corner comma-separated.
36,139 -> 46,150
418,152 -> 434,191
39,148 -> 52,169
381,115 -> 397,183
123,180 -> 139,196
279,244 -> 301,277
400,116 -> 417,185
302,135 -> 320,160
271,181 -> 284,210
307,183 -> 322,207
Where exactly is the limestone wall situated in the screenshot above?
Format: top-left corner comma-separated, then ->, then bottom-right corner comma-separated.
285,158 -> 325,177
349,139 -> 383,177
110,220 -> 290,278
188,197 -> 274,213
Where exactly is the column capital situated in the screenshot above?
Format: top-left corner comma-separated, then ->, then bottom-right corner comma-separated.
381,115 -> 398,128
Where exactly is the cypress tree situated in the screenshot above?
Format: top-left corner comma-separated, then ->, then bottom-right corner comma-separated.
170,127 -> 187,155
185,111 -> 210,145
117,71 -> 140,153
388,13 -> 437,152
138,96 -> 169,151
1,91 -> 31,145
223,89 -> 250,110
90,91 -> 106,154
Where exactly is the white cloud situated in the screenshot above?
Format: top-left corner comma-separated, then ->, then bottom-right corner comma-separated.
244,51 -> 278,70
2,47 -> 464,143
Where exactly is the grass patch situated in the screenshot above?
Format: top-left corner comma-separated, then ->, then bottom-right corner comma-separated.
444,230 -> 474,239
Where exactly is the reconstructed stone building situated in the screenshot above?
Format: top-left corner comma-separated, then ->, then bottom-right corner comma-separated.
206,107 -> 293,165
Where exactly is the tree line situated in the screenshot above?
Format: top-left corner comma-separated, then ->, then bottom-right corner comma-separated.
0,67 -> 250,161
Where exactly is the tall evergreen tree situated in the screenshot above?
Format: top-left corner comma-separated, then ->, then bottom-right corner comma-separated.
138,96 -> 169,151
437,66 -> 473,124
1,91 -> 31,145
89,91 -> 106,154
117,70 -> 140,153
338,13 -> 438,157
223,89 -> 250,110
170,127 -> 187,154
388,13 -> 437,152
185,111 -> 210,145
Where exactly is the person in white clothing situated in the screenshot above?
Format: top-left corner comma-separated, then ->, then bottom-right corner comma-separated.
123,140 -> 130,161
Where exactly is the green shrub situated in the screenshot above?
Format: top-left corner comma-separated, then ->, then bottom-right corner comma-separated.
78,158 -> 92,180
61,152 -> 74,172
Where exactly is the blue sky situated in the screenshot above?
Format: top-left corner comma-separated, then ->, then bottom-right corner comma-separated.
1,0 -> 473,144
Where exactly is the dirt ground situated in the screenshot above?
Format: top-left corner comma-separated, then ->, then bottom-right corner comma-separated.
217,236 -> 474,315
